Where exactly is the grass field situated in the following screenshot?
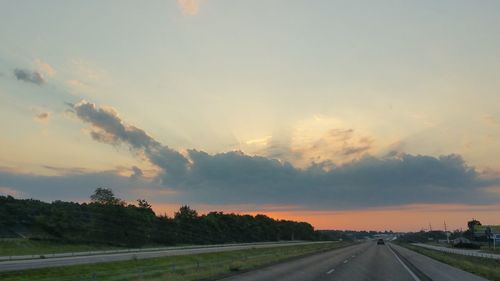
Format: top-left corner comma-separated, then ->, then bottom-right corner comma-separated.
0,239 -> 123,256
480,246 -> 500,254
0,241 -> 351,281
401,243 -> 500,281
422,241 -> 500,254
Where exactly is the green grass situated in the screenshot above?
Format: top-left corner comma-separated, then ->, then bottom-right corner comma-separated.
480,246 -> 500,254
0,241 -> 351,281
0,239 -> 123,256
400,243 -> 500,281
426,241 -> 452,248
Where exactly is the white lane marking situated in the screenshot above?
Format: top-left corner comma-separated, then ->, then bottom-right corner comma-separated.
388,245 -> 421,281
326,268 -> 335,274
343,259 -> 348,263
351,255 -> 355,258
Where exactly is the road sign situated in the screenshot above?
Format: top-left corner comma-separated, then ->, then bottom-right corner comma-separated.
492,234 -> 500,250
493,234 -> 500,242
474,225 -> 500,237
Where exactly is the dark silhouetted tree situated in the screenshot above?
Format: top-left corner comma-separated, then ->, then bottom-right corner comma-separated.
0,194 -> 318,246
175,205 -> 198,220
137,199 -> 152,209
90,187 -> 124,205
467,219 -> 481,232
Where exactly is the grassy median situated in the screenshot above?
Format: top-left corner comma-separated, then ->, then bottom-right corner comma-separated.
0,241 -> 351,281
0,239 -> 124,256
400,243 -> 500,281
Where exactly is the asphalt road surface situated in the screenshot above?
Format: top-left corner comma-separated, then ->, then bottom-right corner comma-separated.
221,242 -> 415,281
221,241 -> 486,281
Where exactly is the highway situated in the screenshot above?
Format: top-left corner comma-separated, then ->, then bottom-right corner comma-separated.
0,241 -> 327,272
1,240 -> 489,281
221,241 -> 487,281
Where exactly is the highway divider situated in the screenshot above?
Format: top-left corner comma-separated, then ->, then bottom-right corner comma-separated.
0,240 -> 330,262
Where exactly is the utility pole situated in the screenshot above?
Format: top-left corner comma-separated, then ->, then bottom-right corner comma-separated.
444,220 -> 450,244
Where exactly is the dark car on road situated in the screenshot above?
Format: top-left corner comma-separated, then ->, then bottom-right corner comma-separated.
377,239 -> 385,245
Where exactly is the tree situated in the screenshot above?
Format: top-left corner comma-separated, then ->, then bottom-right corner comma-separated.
1,192 -> 320,247
175,205 -> 198,221
90,188 -> 124,205
174,206 -> 202,243
467,219 -> 481,233
137,199 -> 152,209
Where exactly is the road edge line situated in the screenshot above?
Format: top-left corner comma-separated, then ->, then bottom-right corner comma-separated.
388,244 -> 421,281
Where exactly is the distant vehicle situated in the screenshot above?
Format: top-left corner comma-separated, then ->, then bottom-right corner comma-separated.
377,239 -> 385,245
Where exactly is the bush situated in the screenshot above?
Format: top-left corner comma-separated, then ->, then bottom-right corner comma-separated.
453,242 -> 480,249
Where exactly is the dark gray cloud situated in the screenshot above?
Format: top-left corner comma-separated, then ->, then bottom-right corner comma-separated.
0,169 -> 163,203
71,101 -> 157,148
70,101 -> 189,182
64,101 -> 500,209
130,166 -> 143,180
175,151 -> 499,209
13,69 -> 45,85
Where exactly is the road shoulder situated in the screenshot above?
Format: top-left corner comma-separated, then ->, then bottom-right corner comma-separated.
390,243 -> 488,281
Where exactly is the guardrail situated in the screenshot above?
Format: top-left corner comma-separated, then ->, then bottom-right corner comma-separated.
412,243 -> 500,260
0,240 -> 328,262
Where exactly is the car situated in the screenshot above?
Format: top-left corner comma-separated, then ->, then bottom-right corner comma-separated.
377,239 -> 385,245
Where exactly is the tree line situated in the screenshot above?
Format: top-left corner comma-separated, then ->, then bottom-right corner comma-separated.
0,188 -> 319,247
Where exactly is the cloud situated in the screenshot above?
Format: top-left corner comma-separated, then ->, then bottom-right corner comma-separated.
34,111 -> 51,122
341,145 -> 371,156
130,166 -> 143,180
36,112 -> 50,119
71,101 -> 157,148
0,168 -> 166,202
274,127 -> 375,168
0,186 -> 25,197
179,151 -> 500,209
69,101 -> 189,183
177,0 -> 200,16
13,69 -> 45,85
34,59 -> 56,77
68,100 -> 500,210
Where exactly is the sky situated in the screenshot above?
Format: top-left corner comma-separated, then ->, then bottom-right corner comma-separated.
1,0 -> 499,231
